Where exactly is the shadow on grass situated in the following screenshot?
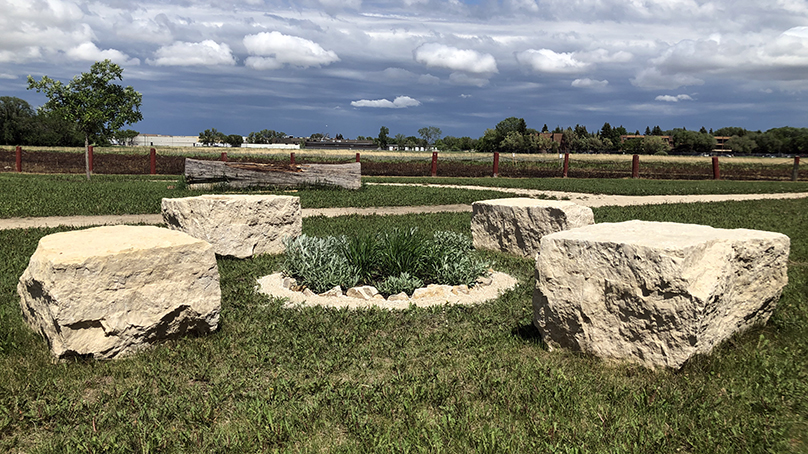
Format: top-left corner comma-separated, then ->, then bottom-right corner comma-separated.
511,323 -> 548,348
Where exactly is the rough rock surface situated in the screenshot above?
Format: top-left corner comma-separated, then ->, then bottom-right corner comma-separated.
533,220 -> 790,369
257,272 -> 518,310
162,194 -> 301,258
18,225 -> 221,360
471,198 -> 594,258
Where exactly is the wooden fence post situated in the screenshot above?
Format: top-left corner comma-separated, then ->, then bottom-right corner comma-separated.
220,152 -> 227,162
712,156 -> 720,180
431,152 -> 438,177
291,152 -> 296,166
356,153 -> 360,163
15,146 -> 21,172
493,152 -> 500,177
632,154 -> 640,178
562,153 -> 570,178
88,145 -> 94,173
793,156 -> 800,182
150,148 -> 157,175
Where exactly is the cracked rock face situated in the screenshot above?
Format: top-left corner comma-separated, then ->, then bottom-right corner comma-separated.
533,220 -> 790,369
162,194 -> 301,258
17,225 -> 221,360
471,198 -> 594,258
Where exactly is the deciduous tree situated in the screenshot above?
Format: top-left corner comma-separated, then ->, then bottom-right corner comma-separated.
378,126 -> 389,150
27,60 -> 142,180
417,126 -> 442,147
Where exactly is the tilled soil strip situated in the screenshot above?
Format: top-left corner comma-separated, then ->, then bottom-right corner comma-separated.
1,184 -> 806,230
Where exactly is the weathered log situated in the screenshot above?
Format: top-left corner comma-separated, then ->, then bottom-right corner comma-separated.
184,158 -> 361,190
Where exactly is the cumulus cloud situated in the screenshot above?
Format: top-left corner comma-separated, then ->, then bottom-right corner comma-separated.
149,41 -> 236,66
571,78 -> 609,88
655,94 -> 694,102
0,0 -> 91,63
351,96 -> 421,108
244,32 -> 339,69
449,72 -> 491,87
577,49 -> 633,64
66,43 -> 139,65
630,67 -> 704,89
419,74 -> 441,85
516,49 -> 590,74
414,43 -> 498,74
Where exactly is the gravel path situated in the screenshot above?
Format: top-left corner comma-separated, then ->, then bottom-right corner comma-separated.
1,184 -> 806,230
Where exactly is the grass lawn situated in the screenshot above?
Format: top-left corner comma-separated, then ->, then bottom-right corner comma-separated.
1,173 -> 808,218
0,180 -> 805,452
365,176 -> 808,196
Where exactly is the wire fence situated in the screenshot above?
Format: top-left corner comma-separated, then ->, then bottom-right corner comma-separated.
0,147 -> 803,182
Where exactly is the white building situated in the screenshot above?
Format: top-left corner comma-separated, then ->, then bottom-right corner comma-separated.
133,134 -> 200,147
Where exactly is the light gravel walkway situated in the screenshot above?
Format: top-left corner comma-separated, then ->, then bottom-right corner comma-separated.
1,184 -> 806,230
367,183 -> 808,208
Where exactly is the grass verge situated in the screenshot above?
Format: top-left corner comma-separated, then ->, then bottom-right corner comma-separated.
365,176 -> 808,195
0,174 -> 519,218
0,198 -> 806,452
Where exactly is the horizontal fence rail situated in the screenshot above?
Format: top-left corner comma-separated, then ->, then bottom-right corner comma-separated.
0,147 -> 803,181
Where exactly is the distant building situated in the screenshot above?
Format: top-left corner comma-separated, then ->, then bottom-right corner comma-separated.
133,134 -> 200,147
713,136 -> 732,150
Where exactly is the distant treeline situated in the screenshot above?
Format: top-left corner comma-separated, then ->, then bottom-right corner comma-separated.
0,96 -> 138,147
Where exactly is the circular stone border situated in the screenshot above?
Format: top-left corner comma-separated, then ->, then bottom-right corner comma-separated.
256,272 -> 518,310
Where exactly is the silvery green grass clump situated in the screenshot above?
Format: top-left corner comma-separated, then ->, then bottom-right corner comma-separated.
282,228 -> 490,296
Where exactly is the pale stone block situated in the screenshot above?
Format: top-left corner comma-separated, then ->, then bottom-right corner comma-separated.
162,194 -> 302,258
17,226 -> 221,360
388,292 -> 409,301
319,286 -> 343,298
346,286 -> 379,300
471,198 -> 594,258
412,284 -> 454,300
533,220 -> 790,369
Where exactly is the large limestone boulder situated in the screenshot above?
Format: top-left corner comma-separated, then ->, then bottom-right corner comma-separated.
533,220 -> 790,369
17,225 -> 221,360
162,194 -> 301,258
471,198 -> 594,258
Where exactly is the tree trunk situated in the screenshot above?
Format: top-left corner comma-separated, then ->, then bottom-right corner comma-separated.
184,158 -> 361,190
84,135 -> 91,181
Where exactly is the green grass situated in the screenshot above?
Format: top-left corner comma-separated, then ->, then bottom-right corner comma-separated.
0,196 -> 806,452
0,174 -> 519,218
366,176 -> 808,195
3,173 -> 808,219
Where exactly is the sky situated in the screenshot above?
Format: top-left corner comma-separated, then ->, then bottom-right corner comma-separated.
2,0 -> 808,140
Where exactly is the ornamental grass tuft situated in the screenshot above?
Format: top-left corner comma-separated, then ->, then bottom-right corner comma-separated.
282,229 -> 490,296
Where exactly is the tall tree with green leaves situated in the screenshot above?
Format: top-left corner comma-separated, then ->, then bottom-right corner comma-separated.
27,60 -> 142,180
0,96 -> 36,145
378,126 -> 390,150
417,126 -> 442,147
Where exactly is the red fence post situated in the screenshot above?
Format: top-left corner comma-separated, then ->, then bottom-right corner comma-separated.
562,153 -> 570,178
88,145 -> 94,173
291,152 -> 296,166
712,156 -> 720,180
220,152 -> 227,162
15,146 -> 21,172
632,154 -> 640,178
793,156 -> 800,182
493,152 -> 500,177
150,148 -> 157,175
356,153 -> 360,163
431,152 -> 438,177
